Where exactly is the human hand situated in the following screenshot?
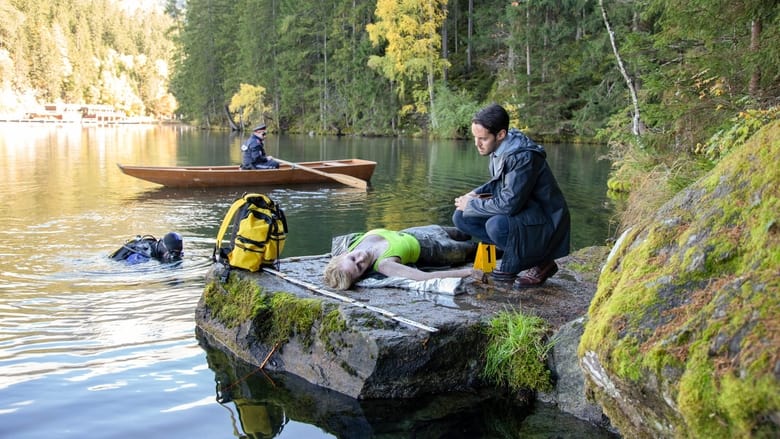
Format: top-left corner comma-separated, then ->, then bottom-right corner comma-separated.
454,192 -> 476,210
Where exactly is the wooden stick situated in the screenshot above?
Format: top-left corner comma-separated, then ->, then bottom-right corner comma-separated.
260,342 -> 279,369
217,342 -> 279,398
275,158 -> 368,190
263,267 -> 438,332
279,253 -> 332,262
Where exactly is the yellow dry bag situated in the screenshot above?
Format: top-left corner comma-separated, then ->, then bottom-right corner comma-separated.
214,193 -> 287,272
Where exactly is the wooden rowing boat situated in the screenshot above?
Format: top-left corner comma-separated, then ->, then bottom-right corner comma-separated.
117,159 -> 376,188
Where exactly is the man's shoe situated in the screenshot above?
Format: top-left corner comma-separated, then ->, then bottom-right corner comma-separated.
490,270 -> 518,282
514,261 -> 558,288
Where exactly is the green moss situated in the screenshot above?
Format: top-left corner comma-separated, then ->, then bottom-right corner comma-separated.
673,319 -> 780,438
258,292 -> 324,348
482,310 -> 554,392
611,338 -> 642,381
677,352 -> 723,436
204,274 -> 353,352
719,371 -> 780,437
581,120 -> 780,437
320,309 -> 349,353
340,361 -> 358,376
203,275 -> 265,328
644,344 -> 684,376
607,176 -> 632,193
585,228 -> 642,314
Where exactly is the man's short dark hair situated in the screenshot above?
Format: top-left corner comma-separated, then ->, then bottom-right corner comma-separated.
472,104 -> 509,135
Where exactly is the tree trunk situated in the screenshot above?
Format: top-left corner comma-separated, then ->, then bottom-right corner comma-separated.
428,68 -> 436,129
467,0 -> 473,72
599,0 -> 645,137
452,0 -> 459,54
272,0 -> 280,131
322,30 -> 329,133
748,17 -> 761,98
224,104 -> 240,131
442,16 -> 448,81
526,2 -> 531,94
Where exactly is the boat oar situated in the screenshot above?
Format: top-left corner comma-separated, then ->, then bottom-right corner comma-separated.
275,158 -> 368,190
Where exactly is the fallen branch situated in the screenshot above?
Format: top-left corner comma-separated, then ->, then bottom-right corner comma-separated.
260,342 -> 279,369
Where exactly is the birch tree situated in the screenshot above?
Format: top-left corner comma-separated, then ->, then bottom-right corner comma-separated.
599,0 -> 645,137
366,0 -> 450,127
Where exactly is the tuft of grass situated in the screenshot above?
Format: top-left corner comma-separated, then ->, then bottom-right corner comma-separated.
482,310 -> 555,392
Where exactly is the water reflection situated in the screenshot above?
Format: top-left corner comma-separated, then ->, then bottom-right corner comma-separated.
0,253 -> 207,391
0,125 -> 617,438
199,328 -> 617,439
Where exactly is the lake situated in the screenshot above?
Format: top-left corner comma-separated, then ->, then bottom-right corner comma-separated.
0,124 -> 617,438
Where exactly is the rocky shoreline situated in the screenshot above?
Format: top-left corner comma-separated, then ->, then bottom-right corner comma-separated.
195,245 -> 613,430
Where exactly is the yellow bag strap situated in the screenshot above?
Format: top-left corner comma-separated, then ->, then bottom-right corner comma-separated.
215,198 -> 246,254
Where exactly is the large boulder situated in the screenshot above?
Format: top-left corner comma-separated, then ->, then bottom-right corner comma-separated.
579,122 -> 780,437
195,247 -> 605,425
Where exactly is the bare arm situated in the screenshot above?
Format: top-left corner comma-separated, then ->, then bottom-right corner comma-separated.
376,258 -> 473,281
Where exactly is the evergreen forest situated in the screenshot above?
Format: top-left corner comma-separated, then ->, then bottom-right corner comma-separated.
0,0 -> 177,118
1,0 -> 778,222
3,0 -> 777,141
169,0 -> 778,145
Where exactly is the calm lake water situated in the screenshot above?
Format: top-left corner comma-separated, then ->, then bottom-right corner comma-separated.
0,124 -> 617,438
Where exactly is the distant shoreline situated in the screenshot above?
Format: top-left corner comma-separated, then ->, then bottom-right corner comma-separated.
0,116 -> 180,125
0,103 -> 179,125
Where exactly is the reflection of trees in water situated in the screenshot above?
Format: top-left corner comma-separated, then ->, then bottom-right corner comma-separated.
197,323 -> 618,438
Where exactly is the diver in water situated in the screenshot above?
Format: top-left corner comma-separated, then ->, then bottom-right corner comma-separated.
109,232 -> 184,265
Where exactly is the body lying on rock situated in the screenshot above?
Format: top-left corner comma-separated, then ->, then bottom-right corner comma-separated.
323,225 -> 478,290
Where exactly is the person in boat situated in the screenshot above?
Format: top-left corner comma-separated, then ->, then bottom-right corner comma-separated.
452,103 -> 570,288
109,232 -> 184,265
323,225 -> 477,290
240,124 -> 280,170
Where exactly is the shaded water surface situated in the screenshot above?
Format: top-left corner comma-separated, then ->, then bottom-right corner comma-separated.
0,124 -> 617,438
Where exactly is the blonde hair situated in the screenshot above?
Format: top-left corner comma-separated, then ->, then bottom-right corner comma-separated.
323,254 -> 354,290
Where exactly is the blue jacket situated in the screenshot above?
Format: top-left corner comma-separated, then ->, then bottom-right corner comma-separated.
464,129 -> 570,271
241,133 -> 269,168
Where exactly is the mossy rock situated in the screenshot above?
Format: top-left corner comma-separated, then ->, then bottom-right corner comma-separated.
579,121 -> 780,438
202,273 -> 344,349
